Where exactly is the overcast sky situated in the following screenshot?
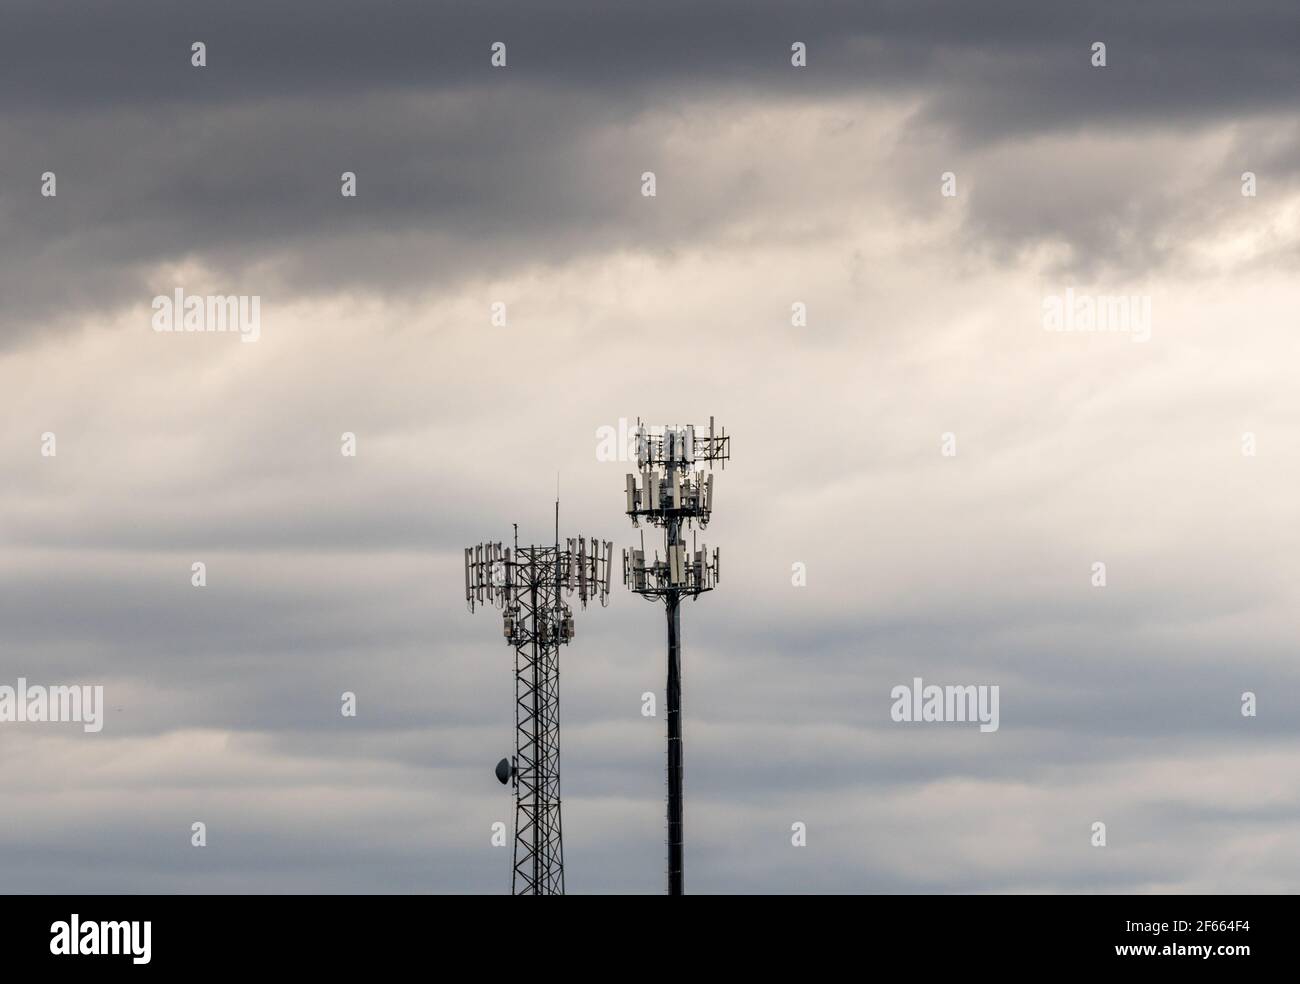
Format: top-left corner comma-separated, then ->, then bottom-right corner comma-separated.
2,0 -> 1298,893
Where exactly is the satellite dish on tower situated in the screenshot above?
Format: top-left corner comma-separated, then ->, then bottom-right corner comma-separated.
494,757 -> 512,785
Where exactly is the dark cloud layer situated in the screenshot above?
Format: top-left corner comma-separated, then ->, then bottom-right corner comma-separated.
5,1 -> 1297,120
3,1 -> 1298,343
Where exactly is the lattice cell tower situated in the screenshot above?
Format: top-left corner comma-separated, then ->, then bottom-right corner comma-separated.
465,505 -> 612,895
621,417 -> 730,895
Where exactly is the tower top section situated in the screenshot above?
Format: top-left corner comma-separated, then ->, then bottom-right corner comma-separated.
464,536 -> 613,616
631,416 -> 729,472
625,416 -> 730,530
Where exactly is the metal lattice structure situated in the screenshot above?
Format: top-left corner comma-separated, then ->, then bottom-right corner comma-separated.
465,508 -> 612,895
621,417 -> 730,895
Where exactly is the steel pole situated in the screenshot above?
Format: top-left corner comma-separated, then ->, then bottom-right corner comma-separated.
665,589 -> 683,895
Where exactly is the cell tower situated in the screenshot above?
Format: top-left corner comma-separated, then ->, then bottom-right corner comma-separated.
621,417 -> 730,895
465,505 -> 612,895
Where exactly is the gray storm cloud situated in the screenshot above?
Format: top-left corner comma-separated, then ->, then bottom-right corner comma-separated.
3,0 -> 1298,342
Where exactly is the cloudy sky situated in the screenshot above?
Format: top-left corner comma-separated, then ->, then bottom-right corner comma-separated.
2,0 -> 1298,893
